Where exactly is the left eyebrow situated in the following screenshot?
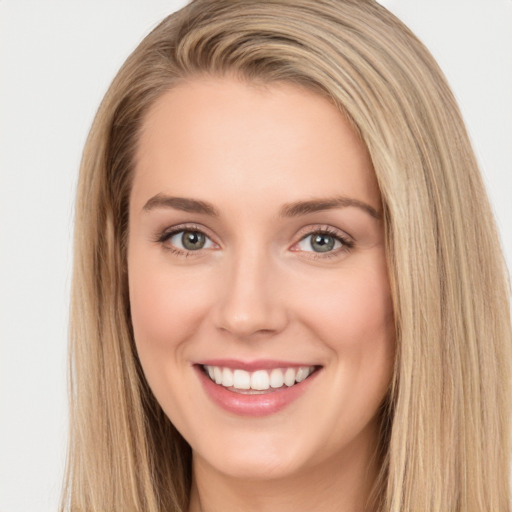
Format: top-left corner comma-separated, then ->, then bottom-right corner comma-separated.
279,196 -> 381,220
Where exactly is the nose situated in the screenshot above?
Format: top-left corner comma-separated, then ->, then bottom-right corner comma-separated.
213,247 -> 289,339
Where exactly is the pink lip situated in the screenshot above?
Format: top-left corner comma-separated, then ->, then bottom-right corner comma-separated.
196,358 -> 312,371
194,364 -> 320,417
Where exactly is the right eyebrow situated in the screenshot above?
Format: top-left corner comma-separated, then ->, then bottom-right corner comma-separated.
142,194 -> 219,216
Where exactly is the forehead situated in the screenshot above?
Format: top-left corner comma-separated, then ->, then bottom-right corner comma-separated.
131,77 -> 380,213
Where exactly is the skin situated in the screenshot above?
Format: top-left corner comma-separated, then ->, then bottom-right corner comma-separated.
128,77 -> 395,512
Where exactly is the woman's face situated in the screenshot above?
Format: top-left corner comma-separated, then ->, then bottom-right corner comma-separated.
128,77 -> 394,482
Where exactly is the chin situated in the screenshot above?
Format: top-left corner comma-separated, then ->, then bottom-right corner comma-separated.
190,425 -> 315,481
196,448 -> 307,482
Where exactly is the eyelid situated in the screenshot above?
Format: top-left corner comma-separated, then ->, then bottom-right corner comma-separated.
155,223 -> 219,254
290,224 -> 355,256
154,222 -> 354,258
294,224 -> 354,243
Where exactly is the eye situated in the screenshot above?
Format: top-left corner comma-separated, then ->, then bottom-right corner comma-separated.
293,228 -> 354,255
163,229 -> 216,252
297,233 -> 342,253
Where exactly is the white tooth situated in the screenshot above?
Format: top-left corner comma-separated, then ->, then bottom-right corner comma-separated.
251,370 -> 270,390
295,367 -> 310,383
222,367 -> 234,387
233,369 -> 251,390
284,367 -> 296,387
206,366 -> 215,380
270,368 -> 285,388
214,366 -> 223,385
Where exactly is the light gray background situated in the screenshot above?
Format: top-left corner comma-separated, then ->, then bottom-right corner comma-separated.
0,1 -> 511,511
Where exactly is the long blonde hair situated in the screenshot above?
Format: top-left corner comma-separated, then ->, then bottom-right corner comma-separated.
62,1 -> 512,510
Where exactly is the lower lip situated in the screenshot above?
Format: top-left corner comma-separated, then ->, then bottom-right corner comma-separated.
195,366 -> 320,417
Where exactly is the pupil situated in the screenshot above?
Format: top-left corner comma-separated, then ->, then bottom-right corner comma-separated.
311,234 -> 335,252
182,231 -> 205,250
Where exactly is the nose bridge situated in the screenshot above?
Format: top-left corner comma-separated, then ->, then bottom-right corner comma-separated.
214,240 -> 287,337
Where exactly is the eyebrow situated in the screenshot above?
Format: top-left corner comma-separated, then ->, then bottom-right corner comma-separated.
280,197 -> 381,219
142,193 -> 381,220
142,194 -> 219,216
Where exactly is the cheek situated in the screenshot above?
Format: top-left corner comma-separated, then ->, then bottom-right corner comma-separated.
127,259 -> 216,422
305,264 -> 395,426
303,263 -> 394,353
128,259 -> 213,359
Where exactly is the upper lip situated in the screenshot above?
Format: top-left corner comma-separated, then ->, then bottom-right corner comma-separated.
195,359 -> 321,371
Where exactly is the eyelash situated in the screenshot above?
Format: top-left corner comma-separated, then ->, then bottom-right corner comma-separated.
155,224 -> 354,259
155,223 -> 213,257
295,226 -> 355,260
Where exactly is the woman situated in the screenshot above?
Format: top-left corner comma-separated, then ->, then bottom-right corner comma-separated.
62,0 -> 512,511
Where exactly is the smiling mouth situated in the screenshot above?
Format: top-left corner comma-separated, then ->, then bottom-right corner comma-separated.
201,365 -> 320,394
